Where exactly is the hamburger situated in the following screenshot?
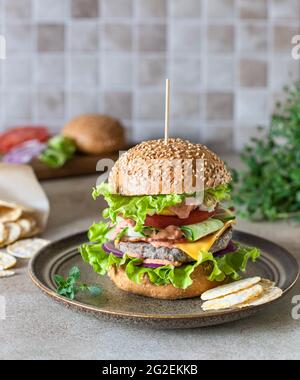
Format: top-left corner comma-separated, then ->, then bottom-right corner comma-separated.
80,138 -> 260,299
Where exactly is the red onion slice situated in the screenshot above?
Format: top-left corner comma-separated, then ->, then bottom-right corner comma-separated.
3,139 -> 47,164
141,262 -> 165,268
213,241 -> 237,257
102,241 -> 123,257
102,241 -> 165,267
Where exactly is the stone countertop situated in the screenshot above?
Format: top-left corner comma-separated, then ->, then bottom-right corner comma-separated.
1,158 -> 300,360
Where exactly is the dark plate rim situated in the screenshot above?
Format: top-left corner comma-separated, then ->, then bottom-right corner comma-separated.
28,230 -> 299,321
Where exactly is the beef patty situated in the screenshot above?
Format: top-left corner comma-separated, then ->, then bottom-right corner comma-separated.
118,228 -> 233,263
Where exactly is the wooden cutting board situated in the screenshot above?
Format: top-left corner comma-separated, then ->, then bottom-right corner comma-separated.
30,152 -> 120,180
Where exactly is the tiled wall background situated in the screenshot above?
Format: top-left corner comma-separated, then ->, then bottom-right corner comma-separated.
0,0 -> 299,151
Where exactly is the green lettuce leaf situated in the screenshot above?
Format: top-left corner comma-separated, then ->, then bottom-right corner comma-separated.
79,241 -> 260,289
93,182 -> 185,231
48,135 -> 76,155
88,221 -> 110,243
39,135 -> 76,168
212,244 -> 261,281
206,184 -> 231,202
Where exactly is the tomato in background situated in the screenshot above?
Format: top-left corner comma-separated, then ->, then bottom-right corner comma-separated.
0,126 -> 50,153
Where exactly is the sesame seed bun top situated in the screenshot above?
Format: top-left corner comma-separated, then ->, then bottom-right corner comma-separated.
108,138 -> 231,195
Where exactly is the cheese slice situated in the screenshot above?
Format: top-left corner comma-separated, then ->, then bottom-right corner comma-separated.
174,220 -> 236,260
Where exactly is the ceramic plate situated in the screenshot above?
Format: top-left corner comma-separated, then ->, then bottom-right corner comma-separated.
29,231 -> 299,329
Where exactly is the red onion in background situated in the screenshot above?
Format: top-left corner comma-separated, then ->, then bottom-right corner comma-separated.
3,139 -> 47,164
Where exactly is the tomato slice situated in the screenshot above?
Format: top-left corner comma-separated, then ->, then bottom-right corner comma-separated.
0,126 -> 50,153
144,209 -> 216,229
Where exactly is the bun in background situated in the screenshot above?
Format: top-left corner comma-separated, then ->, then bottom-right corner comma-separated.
63,114 -> 125,155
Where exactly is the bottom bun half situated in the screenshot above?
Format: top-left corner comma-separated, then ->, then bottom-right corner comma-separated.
108,265 -> 224,300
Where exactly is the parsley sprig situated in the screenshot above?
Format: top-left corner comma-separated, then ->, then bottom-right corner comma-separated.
233,82 -> 300,221
54,266 -> 101,300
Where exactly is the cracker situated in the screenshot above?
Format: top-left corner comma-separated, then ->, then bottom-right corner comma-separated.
260,278 -> 275,289
0,251 -> 17,270
25,219 -> 38,238
202,284 -> 263,311
238,281 -> 282,308
7,238 -> 49,259
0,223 -> 8,245
201,276 -> 261,301
0,201 -> 22,223
0,270 -> 15,278
5,222 -> 22,245
17,217 -> 36,238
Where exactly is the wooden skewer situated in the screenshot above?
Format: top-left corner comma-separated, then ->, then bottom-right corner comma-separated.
164,79 -> 170,144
